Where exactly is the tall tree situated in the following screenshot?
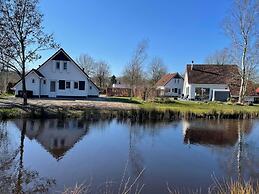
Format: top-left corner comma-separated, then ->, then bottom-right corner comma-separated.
76,54 -> 95,78
123,40 -> 148,97
94,61 -> 110,88
0,0 -> 58,105
110,75 -> 117,86
148,57 -> 167,86
205,48 -> 233,65
223,0 -> 259,103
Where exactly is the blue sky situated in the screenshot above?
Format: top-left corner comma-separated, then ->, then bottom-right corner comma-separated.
32,0 -> 233,76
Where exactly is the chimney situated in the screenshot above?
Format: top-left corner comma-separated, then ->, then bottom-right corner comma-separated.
191,61 -> 194,70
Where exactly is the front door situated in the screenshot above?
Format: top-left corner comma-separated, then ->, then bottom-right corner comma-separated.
49,81 -> 56,98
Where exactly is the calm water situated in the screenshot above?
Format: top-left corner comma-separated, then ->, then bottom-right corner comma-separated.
1,118 -> 259,193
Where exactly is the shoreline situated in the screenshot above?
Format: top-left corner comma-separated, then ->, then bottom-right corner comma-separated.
1,97 -> 259,120
1,105 -> 258,121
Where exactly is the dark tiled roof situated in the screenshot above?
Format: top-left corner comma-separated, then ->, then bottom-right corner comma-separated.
155,73 -> 183,87
186,64 -> 257,96
187,64 -> 238,84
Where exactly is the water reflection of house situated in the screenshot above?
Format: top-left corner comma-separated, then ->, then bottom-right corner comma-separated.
14,119 -> 89,160
182,120 -> 252,146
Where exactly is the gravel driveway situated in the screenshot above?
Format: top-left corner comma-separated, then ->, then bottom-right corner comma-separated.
0,96 -> 139,110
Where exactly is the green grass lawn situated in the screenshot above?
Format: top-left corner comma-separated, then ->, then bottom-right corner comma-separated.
113,97 -> 259,115
0,93 -> 14,98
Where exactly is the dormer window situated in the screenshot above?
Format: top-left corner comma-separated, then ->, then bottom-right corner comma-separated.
64,62 -> 67,70
56,61 -> 60,69
32,79 -> 35,83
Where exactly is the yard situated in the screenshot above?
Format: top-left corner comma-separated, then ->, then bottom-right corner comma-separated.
0,94 -> 259,119
139,99 -> 259,115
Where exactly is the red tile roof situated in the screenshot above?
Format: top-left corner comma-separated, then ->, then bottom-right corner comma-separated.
155,73 -> 183,87
256,88 -> 259,94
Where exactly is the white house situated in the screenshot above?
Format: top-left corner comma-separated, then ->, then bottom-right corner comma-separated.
183,64 -> 257,102
14,119 -> 89,160
155,73 -> 184,97
13,48 -> 99,98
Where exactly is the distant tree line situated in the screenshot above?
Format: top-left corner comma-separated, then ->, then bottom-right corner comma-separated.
78,40 -> 168,99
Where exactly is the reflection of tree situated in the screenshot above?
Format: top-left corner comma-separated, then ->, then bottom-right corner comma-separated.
129,123 -> 145,178
127,121 -> 176,181
213,120 -> 259,181
0,120 -> 55,193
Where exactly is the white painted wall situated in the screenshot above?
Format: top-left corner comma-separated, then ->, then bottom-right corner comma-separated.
184,83 -> 229,100
88,81 -> 100,96
38,60 -> 90,97
157,78 -> 184,97
14,72 -> 41,96
14,58 -> 99,97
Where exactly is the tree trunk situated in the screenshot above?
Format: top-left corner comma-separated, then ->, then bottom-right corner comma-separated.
15,119 -> 26,193
238,76 -> 245,103
22,64 -> 27,105
238,44 -> 247,104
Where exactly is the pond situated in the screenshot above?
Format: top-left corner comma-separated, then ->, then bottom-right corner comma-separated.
1,118 -> 259,193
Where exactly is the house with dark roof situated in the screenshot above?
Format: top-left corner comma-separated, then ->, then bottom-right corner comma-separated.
14,119 -> 89,160
155,73 -> 184,97
13,48 -> 99,98
183,64 -> 257,102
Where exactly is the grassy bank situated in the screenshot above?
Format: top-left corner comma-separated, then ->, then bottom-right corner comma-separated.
140,99 -> 259,116
0,97 -> 259,120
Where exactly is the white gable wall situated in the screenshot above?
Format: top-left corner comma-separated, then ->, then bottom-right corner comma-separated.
163,78 -> 184,97
14,50 -> 99,98
14,72 -> 41,96
88,81 -> 99,96
38,60 -> 90,97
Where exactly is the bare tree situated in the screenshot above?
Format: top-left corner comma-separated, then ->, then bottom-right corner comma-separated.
94,61 -> 110,88
205,48 -> 234,65
223,0 -> 259,103
0,0 -> 58,105
76,54 -> 95,78
123,40 -> 148,97
148,57 -> 167,85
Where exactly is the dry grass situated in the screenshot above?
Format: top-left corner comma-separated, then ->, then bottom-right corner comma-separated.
167,178 -> 259,194
63,183 -> 91,194
62,163 -> 145,194
211,178 -> 259,194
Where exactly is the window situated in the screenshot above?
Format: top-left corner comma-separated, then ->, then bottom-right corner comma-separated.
43,80 -> 46,84
79,81 -> 85,90
89,86 -> 92,90
59,80 -> 65,90
165,88 -> 170,93
50,81 -> 56,92
56,61 -> 60,69
178,89 -> 181,94
74,82 -> 78,89
54,139 -> 58,147
32,79 -> 35,83
61,139 -> 65,146
66,81 -> 70,89
177,79 -> 180,84
174,88 -> 178,93
63,62 -> 67,70
174,79 -> 176,83
195,87 -> 210,100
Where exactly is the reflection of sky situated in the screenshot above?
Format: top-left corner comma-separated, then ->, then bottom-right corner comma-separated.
4,119 -> 259,194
